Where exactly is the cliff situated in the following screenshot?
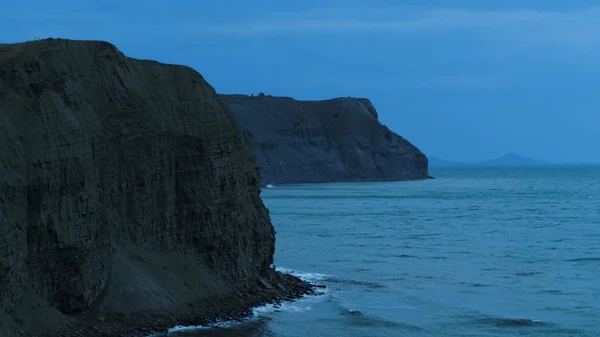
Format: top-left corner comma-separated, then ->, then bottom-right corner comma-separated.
0,39 -> 311,337
221,94 -> 430,185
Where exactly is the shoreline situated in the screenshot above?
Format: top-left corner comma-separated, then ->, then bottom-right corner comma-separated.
259,175 -> 434,189
40,272 -> 319,337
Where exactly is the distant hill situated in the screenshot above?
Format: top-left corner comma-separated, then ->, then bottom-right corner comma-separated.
429,153 -> 551,167
477,153 -> 550,167
428,156 -> 464,167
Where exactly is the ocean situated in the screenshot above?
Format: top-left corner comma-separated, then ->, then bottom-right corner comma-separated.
168,166 -> 600,337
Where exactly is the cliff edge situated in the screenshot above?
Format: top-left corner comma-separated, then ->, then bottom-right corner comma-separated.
221,94 -> 429,185
0,39 -> 311,337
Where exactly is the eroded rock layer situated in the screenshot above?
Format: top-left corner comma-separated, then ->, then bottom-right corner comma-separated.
0,39 -> 274,336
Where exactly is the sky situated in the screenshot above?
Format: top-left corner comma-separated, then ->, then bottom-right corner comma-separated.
2,0 -> 599,163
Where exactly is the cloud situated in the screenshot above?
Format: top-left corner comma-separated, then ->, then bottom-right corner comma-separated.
172,6 -> 600,47
3,5 -> 600,49
294,74 -> 513,89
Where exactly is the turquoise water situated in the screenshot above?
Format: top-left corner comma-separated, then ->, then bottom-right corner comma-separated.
173,166 -> 600,337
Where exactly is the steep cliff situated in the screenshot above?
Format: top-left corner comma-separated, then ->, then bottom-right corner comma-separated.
0,39 -> 293,337
221,94 -> 429,185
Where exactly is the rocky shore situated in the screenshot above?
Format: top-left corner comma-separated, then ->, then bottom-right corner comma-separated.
42,271 -> 318,337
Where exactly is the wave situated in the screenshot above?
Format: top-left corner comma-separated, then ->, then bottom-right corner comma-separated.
275,267 -> 329,284
473,315 -> 592,335
277,268 -> 422,332
253,291 -> 327,317
166,318 -> 275,336
147,316 -> 258,336
396,254 -> 416,258
324,277 -> 388,290
514,271 -> 543,276
567,257 -> 600,262
477,317 -> 550,328
278,266 -> 390,291
327,296 -> 423,331
456,281 -> 491,288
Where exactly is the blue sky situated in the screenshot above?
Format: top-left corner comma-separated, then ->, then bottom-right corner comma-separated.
2,0 -> 599,163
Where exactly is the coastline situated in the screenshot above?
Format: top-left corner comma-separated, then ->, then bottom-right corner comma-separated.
259,175 -> 434,189
41,272 -> 318,337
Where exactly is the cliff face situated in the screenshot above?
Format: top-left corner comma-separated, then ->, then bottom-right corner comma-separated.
221,94 -> 429,185
0,39 -> 273,336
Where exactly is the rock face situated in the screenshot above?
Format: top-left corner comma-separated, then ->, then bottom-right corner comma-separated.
221,94 -> 429,185
0,39 -> 275,336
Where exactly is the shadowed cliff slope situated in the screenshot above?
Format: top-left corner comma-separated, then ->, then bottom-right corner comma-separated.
221,94 -> 429,184
0,39 -> 278,336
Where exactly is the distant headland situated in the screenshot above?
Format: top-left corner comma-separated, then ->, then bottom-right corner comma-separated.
428,153 -> 552,167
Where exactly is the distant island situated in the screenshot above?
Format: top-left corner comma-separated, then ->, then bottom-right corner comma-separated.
429,153 -> 551,167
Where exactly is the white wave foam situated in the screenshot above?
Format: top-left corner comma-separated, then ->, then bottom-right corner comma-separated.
252,282 -> 330,317
165,318 -> 250,335
166,320 -> 241,335
253,299 -> 313,316
275,266 -> 329,283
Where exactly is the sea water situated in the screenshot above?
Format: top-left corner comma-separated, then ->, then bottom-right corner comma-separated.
168,166 -> 600,337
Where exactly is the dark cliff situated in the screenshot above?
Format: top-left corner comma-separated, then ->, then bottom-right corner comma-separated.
0,39 -> 283,336
221,94 -> 429,185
